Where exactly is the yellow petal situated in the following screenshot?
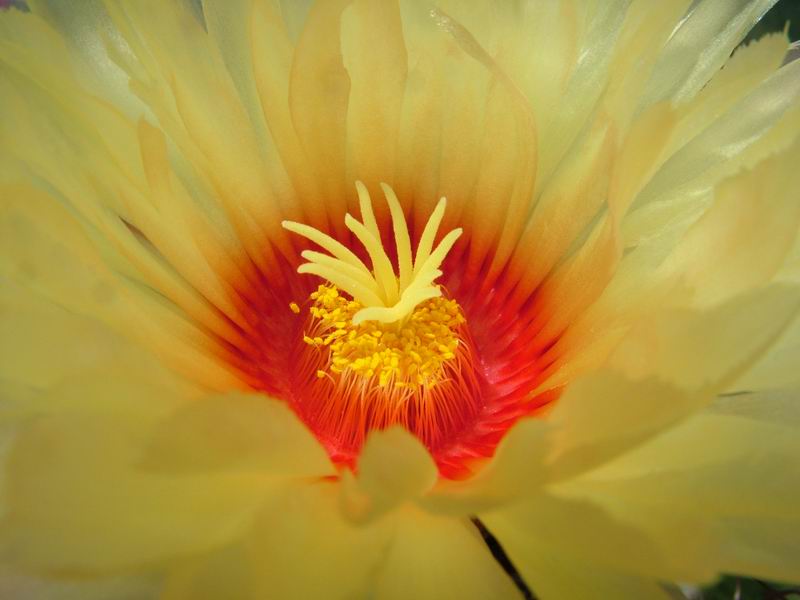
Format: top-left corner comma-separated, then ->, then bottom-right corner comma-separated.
0,568 -> 158,600
288,0 -> 351,222
483,491 -> 708,584
143,392 -> 333,477
162,545 -> 255,600
563,407 -> 800,582
639,57 -> 800,208
373,509 -> 520,600
609,285 -> 800,390
341,0 -> 407,192
3,407 -> 275,571
481,538 -> 675,600
341,426 -> 437,523
246,482 -> 392,600
669,31 -> 789,151
663,148 -> 800,308
642,0 -> 779,105
0,284 -> 190,397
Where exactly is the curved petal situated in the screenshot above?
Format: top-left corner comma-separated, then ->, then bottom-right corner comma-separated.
373,510 -> 520,600
557,406 -> 800,583
246,482 -> 392,600
341,427 -> 437,523
2,403 -> 277,572
142,392 -> 334,477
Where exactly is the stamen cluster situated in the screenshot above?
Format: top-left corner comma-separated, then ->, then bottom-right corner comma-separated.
303,284 -> 465,389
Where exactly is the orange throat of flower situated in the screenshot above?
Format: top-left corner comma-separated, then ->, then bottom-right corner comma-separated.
282,183 -> 484,470
227,181 -> 561,479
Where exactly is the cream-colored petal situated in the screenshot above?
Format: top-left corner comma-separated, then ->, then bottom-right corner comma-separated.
564,409 -> 800,583
422,373 -> 696,516
373,509 -> 520,600
0,181 -> 245,391
341,426 -> 437,523
484,490 -> 710,584
20,0 -> 143,115
0,284 -> 192,397
162,545 -> 255,600
730,300 -> 800,392
421,418 -> 549,516
661,148 -> 800,308
608,285 -> 800,390
201,0 -> 292,190
3,404 -> 276,572
0,569 -> 158,600
669,31 -> 789,152
142,392 -> 333,478
288,0 -> 351,227
707,387 -> 800,426
638,57 -> 800,209
641,0 -> 779,106
480,525 -> 675,600
246,482 -> 392,600
341,0 -> 407,195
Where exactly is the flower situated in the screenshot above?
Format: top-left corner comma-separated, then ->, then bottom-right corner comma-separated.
1,1 -> 799,599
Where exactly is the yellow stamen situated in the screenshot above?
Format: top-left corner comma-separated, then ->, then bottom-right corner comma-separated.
302,283 -> 465,389
282,182 -> 462,325
289,302 -> 301,314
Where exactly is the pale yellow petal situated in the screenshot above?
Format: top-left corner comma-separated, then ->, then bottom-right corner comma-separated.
246,482 -> 392,600
564,409 -> 800,583
484,490 -> 710,584
0,284 -> 191,396
708,387 -> 800,426
142,392 -> 333,478
662,148 -> 800,308
373,509 -> 520,600
608,285 -> 800,390
427,285 -> 800,513
0,569 -> 158,600
162,545 -> 255,600
642,0 -> 779,106
3,406 -> 275,571
288,0 -> 351,225
341,0 -> 407,193
341,426 -> 437,523
638,57 -> 800,208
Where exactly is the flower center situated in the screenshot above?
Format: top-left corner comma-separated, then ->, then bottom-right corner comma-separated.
282,183 -> 483,466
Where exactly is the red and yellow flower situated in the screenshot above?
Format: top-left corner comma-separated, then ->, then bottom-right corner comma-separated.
1,1 -> 799,598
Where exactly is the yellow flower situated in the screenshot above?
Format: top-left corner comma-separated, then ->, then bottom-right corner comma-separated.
1,1 -> 799,599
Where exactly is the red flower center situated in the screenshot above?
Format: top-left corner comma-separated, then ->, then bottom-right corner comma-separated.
225,185 -> 562,478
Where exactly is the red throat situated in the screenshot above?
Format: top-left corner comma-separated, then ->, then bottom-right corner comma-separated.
219,185 -> 563,479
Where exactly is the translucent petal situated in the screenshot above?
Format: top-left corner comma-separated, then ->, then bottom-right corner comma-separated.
373,510 -> 519,600
341,427 -> 437,523
247,483 -> 391,600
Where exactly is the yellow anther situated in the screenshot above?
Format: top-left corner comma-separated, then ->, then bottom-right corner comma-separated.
289,302 -> 301,314
301,283 -> 465,390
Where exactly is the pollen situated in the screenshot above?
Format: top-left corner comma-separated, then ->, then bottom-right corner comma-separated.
302,283 -> 465,389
